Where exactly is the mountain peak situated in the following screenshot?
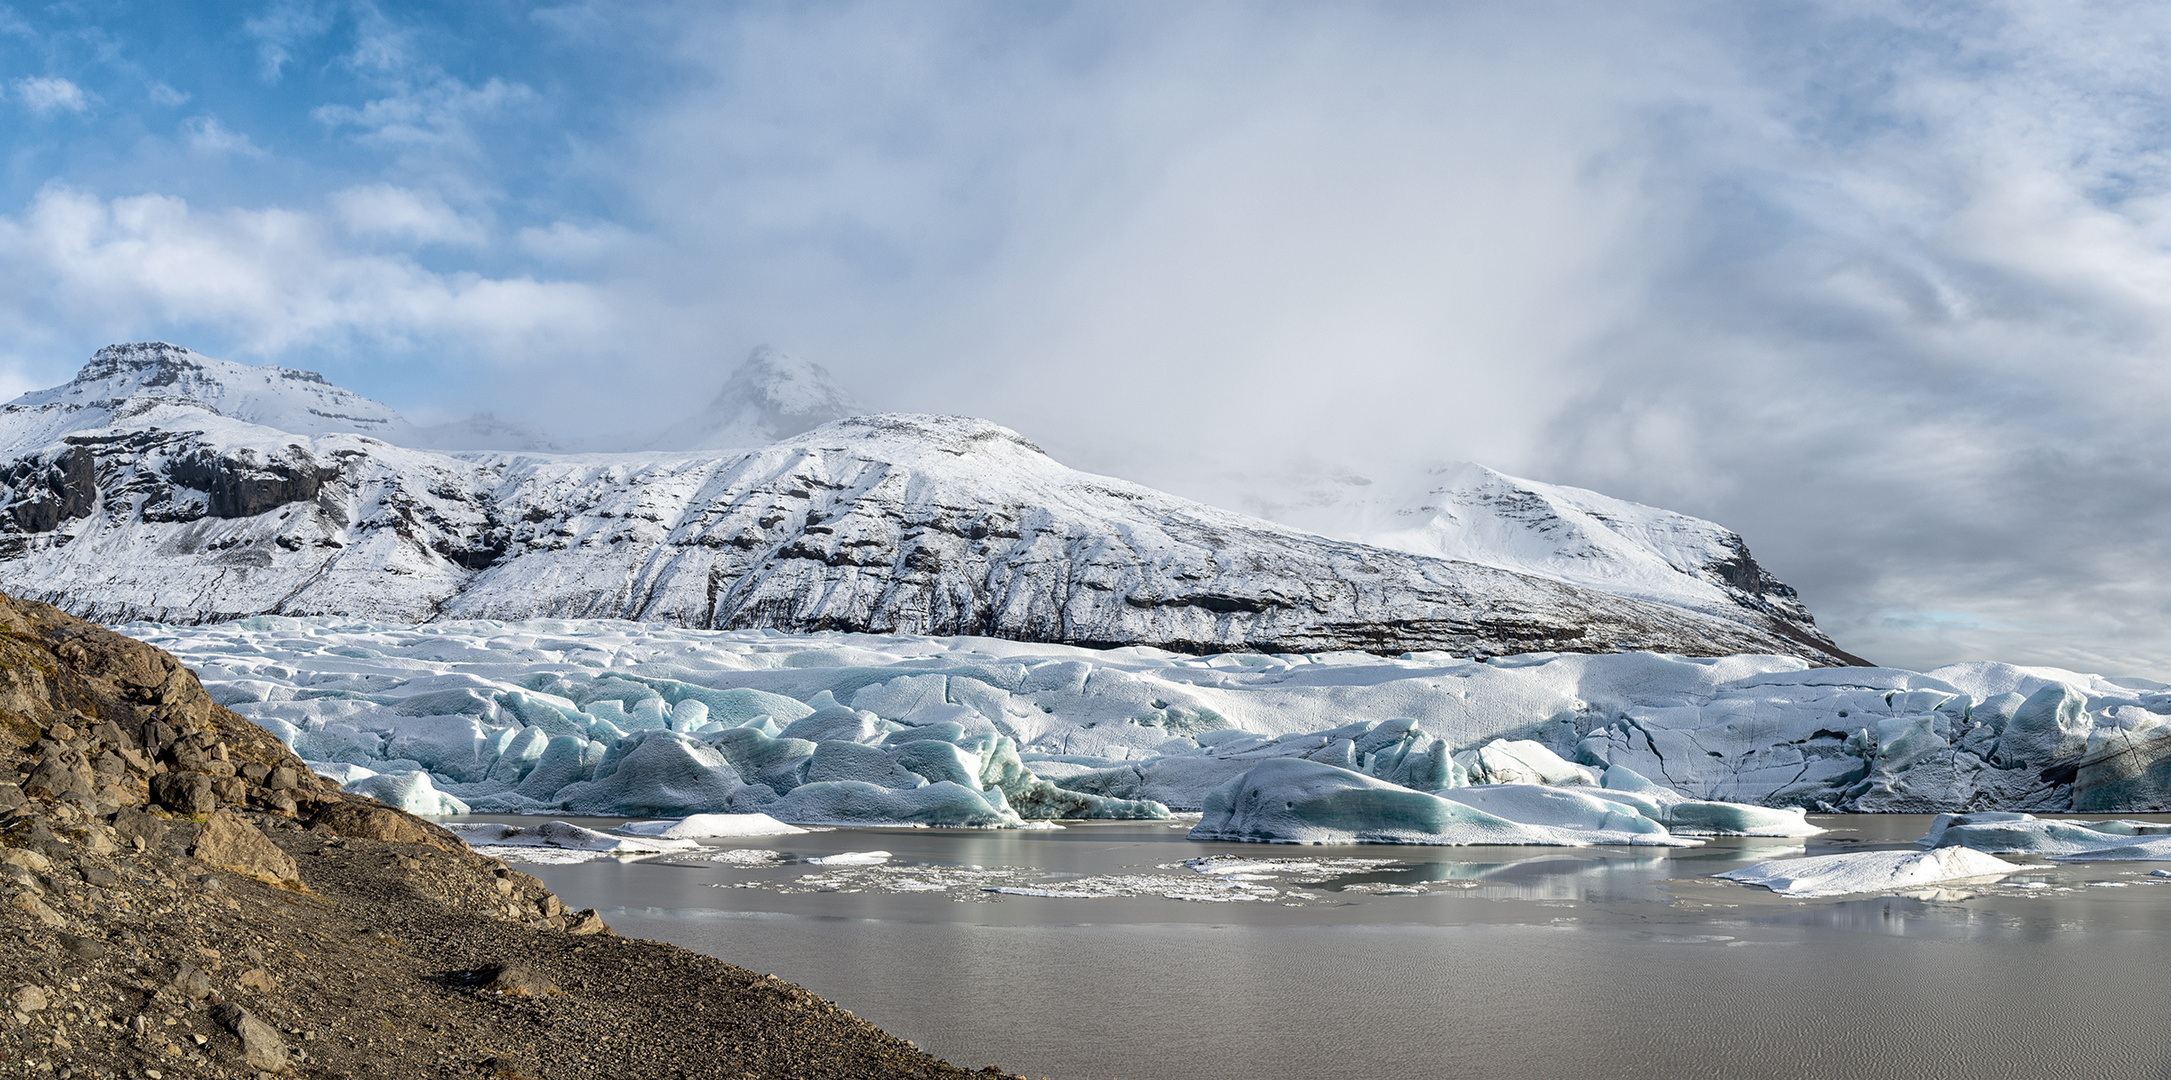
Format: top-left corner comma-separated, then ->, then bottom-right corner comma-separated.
650,345 -> 862,451
7,343 -> 410,449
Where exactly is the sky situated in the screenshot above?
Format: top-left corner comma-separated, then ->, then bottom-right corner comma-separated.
2,1 -> 2171,676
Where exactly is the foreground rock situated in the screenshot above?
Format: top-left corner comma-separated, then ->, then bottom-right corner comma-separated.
0,590 -> 998,1079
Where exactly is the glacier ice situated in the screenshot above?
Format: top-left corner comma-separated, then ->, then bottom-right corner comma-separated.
766,780 -> 1022,828
347,770 -> 469,816
1717,847 -> 2019,898
125,617 -> 2171,840
1188,759 -> 1685,847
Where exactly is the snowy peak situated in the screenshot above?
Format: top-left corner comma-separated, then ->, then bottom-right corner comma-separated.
5,342 -> 411,449
782,413 -> 1048,462
651,345 -> 863,451
1238,460 -> 1836,647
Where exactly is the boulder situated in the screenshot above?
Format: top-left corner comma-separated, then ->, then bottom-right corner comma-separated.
211,1001 -> 290,1072
151,772 -> 217,816
190,810 -> 303,889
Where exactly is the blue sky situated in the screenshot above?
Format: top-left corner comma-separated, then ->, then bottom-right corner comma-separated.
6,1 -> 2171,676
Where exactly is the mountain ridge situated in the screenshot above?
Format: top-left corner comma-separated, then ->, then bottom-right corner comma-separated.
0,344 -> 1864,665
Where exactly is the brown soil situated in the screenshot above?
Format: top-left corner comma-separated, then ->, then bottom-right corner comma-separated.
0,591 -> 1014,1080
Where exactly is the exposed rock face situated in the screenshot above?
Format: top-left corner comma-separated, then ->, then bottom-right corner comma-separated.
0,344 -> 1862,664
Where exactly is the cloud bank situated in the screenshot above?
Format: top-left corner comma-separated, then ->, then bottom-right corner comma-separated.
1,1 -> 2170,675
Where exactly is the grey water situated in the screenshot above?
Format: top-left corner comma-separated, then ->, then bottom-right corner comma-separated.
490,815 -> 2171,1080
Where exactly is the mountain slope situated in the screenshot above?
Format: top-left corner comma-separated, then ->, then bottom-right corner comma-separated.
1237,461 -> 1830,643
0,345 -> 1859,663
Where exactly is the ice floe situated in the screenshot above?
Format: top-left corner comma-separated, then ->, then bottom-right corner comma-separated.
614,813 -> 805,839
448,820 -> 699,857
1916,812 -> 2171,859
1717,848 -> 2019,898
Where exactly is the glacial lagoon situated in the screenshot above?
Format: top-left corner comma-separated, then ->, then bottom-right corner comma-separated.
485,814 -> 2171,1080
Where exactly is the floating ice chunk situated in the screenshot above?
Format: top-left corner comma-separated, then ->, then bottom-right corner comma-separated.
766,779 -> 1023,828
805,850 -> 892,865
1189,759 -> 1597,847
1919,812 -> 2171,855
613,813 -> 805,839
1590,767 -> 1822,836
344,770 -> 469,816
447,819 -> 697,854
1439,784 -> 1698,846
2049,837 -> 2171,861
1717,847 -> 2018,898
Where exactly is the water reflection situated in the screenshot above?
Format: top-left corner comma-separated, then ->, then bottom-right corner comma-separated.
489,814 -> 2171,1080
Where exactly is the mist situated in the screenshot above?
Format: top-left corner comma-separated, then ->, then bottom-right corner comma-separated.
3,2 -> 2170,674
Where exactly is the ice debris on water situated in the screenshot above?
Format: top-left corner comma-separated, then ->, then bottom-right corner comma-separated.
804,851 -> 891,866
721,856 -> 1405,904
447,820 -> 698,857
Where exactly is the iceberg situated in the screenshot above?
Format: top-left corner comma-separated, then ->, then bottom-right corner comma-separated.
1918,812 -> 2171,856
613,813 -> 806,839
1717,847 -> 2019,898
1437,785 -> 1696,845
1189,759 -> 1637,847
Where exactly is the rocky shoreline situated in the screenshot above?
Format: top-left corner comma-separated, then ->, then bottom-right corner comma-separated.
0,591 -> 1002,1079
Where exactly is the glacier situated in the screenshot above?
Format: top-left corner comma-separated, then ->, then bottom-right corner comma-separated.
0,342 -> 1855,663
113,614 -> 2171,845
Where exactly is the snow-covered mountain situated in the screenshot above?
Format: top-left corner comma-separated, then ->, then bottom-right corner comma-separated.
647,345 -> 862,451
1233,461 -> 1824,643
0,344 -> 1860,663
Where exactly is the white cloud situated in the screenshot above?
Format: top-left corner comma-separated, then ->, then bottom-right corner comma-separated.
330,184 -> 484,245
313,76 -> 537,152
244,0 -> 334,83
148,82 -> 191,107
12,76 -> 90,116
516,220 -> 637,264
182,115 -> 265,157
0,185 -> 609,361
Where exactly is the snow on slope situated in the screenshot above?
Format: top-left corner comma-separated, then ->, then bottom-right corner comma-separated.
648,345 -> 862,451
1,341 -> 413,450
1236,460 -> 1831,644
0,344 -> 1854,663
